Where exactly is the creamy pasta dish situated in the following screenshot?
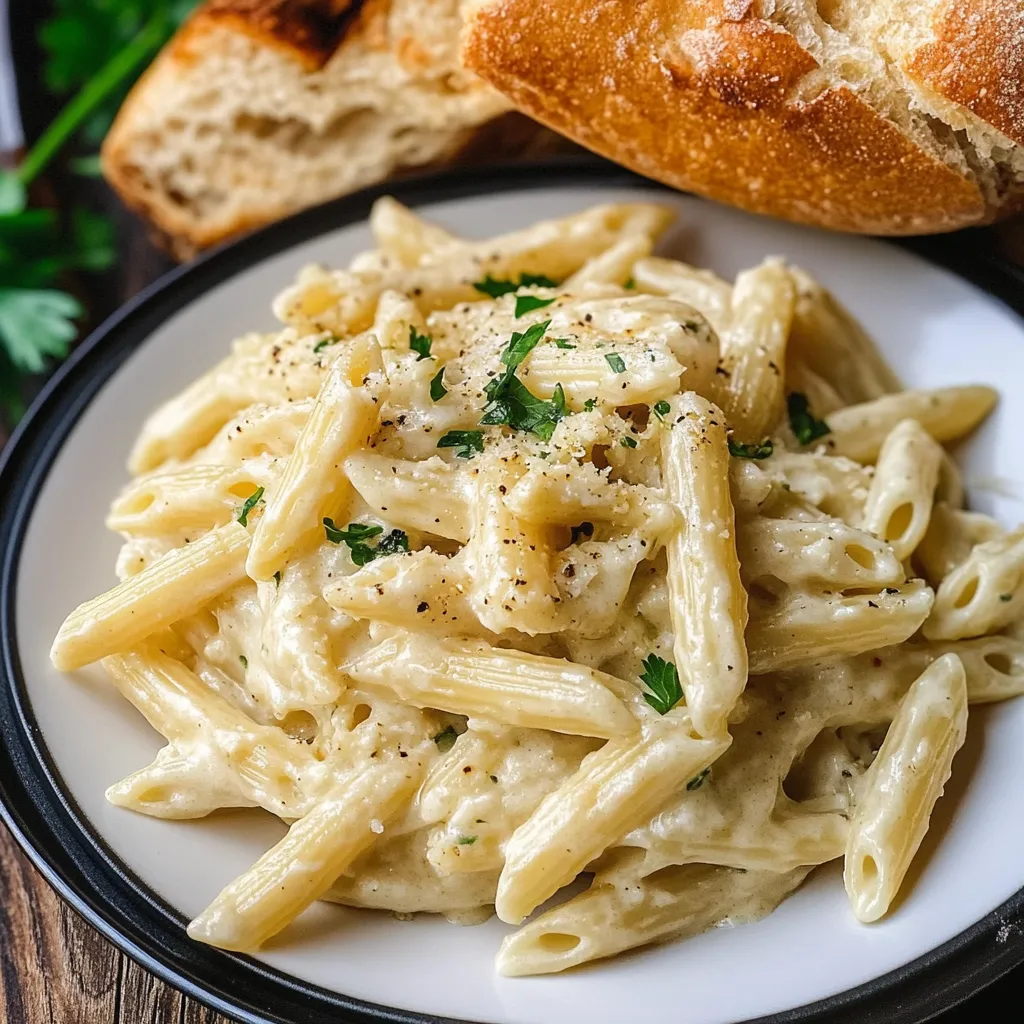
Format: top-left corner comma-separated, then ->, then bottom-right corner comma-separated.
51,199 -> 1024,975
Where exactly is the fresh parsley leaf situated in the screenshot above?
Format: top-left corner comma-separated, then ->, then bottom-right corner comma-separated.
313,337 -> 337,354
500,320 -> 551,369
457,835 -> 478,846
553,338 -> 576,349
235,486 -> 265,527
409,325 -> 432,360
437,430 -> 485,459
584,398 -> 598,412
640,654 -> 683,715
620,435 -> 638,449
787,392 -> 831,446
434,725 -> 458,752
239,655 -> 248,669
323,519 -> 406,566
0,289 -> 81,372
472,272 -> 558,298
514,294 -> 555,318
605,353 -> 626,374
686,767 -> 711,791
653,400 -> 671,421
430,366 -> 447,402
728,438 -> 774,460
376,529 -> 410,557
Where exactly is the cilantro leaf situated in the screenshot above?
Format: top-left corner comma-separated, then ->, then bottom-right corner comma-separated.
0,289 -> 82,372
514,294 -> 555,317
430,366 -> 447,402
686,767 -> 711,791
437,430 -> 485,458
409,325 -> 432,360
640,654 -> 683,715
728,438 -> 774,460
434,726 -> 458,752
787,392 -> 831,446
605,353 -> 626,374
235,486 -> 265,527
653,400 -> 671,421
472,272 -> 559,298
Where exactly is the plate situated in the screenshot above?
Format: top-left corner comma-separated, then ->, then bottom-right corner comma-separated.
3,161 -> 1024,1024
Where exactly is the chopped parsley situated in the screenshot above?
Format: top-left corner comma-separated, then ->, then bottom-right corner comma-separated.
728,438 -> 774,460
457,835 -> 478,846
434,725 -> 458,753
323,519 -> 408,566
624,277 -> 636,289
480,320 -> 568,441
408,326 -> 432,360
686,767 -> 711,791
430,366 -> 447,402
584,398 -> 598,412
515,294 -> 556,317
472,272 -> 558,298
239,655 -> 248,669
605,352 -> 626,374
787,392 -> 831,446
620,435 -> 638,449
313,336 -> 337,354
653,400 -> 671,421
554,338 -> 576,350
640,654 -> 683,715
437,430 -> 485,458
236,487 -> 265,527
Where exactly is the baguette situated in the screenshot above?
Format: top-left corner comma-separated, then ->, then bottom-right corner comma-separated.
103,0 -> 543,258
462,0 -> 1024,234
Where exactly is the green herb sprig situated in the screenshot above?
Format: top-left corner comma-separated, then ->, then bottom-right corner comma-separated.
473,273 -> 558,298
323,519 -> 409,566
640,654 -> 683,715
787,392 -> 831,446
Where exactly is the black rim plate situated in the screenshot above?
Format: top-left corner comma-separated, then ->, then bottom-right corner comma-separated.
2,158 -> 1024,1024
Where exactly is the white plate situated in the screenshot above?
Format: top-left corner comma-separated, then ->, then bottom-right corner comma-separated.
3,163 -> 1024,1024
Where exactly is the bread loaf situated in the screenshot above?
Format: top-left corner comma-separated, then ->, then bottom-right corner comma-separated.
102,0 -> 536,258
462,0 -> 1024,234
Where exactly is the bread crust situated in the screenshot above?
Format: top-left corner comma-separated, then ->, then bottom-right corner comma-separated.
906,0 -> 1024,147
462,0 -> 992,234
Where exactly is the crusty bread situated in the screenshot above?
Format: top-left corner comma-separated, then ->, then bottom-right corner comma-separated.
462,0 -> 1024,234
102,0 -> 542,258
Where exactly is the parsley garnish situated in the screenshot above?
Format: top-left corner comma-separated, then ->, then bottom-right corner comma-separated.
472,273 -> 558,298
434,726 -> 458,753
728,438 -> 774,460
620,435 -> 638,449
686,767 -> 711,791
239,655 -> 247,669
640,654 -> 683,715
437,430 -> 485,458
236,487 -> 265,527
480,321 -> 568,441
313,337 -> 336,354
554,338 -> 576,350
605,353 -> 626,374
624,277 -> 636,289
430,366 -> 448,402
787,393 -> 831,446
584,398 -> 598,412
653,400 -> 671,421
457,835 -> 478,846
514,294 -> 556,317
323,519 -> 409,566
409,326 -> 432,360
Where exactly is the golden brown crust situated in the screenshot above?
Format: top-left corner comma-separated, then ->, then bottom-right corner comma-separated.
906,0 -> 1024,147
463,0 -> 992,234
